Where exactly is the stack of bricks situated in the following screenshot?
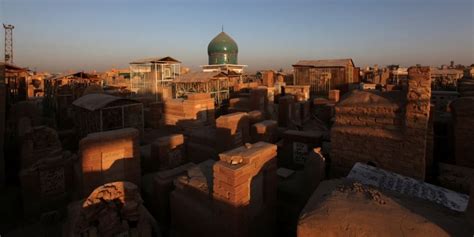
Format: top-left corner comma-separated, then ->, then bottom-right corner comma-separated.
449,97 -> 474,168
280,130 -> 324,169
150,134 -> 186,171
278,95 -> 296,128
163,93 -> 215,128
212,142 -> 278,237
20,151 -> 76,217
78,128 -> 141,197
251,120 -> 278,143
249,87 -> 268,115
213,142 -> 277,206
330,67 -> 431,180
216,112 -> 250,152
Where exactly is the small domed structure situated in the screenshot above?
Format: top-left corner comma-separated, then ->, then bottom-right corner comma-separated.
207,31 -> 238,65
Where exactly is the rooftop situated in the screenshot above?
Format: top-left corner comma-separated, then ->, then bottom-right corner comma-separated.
293,58 -> 354,68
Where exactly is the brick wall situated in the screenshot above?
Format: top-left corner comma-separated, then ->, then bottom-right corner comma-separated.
170,142 -> 278,237
216,112 -> 250,152
213,142 -> 277,206
330,67 -> 431,180
163,93 -> 215,128
20,152 -> 75,217
79,128 -> 141,196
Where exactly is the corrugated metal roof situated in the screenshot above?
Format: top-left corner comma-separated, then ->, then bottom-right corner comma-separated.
72,93 -> 139,111
173,71 -> 226,83
293,59 -> 354,68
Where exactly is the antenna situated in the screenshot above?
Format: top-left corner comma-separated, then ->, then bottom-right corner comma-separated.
3,24 -> 14,64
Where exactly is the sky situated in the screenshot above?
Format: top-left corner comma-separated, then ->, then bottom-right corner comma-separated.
0,0 -> 473,73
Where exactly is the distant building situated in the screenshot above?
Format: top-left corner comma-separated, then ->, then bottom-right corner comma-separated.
430,67 -> 463,90
389,67 -> 408,85
129,56 -> 181,101
2,62 -> 29,103
292,58 -> 359,97
201,31 -> 246,74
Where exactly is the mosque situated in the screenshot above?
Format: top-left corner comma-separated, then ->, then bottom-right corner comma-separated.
129,29 -> 246,104
201,30 -> 247,74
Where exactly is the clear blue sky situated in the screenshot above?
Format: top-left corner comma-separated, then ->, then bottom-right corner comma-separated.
1,0 -> 473,73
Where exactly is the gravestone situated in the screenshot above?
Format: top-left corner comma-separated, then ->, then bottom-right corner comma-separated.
348,162 -> 469,212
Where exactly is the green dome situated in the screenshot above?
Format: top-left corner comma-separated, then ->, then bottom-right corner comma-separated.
207,31 -> 238,65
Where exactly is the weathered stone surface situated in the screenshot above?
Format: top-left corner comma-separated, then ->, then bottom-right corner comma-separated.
330,67 -> 431,179
20,151 -> 76,217
348,163 -> 469,212
298,179 -> 472,237
69,181 -> 158,237
79,128 -> 141,196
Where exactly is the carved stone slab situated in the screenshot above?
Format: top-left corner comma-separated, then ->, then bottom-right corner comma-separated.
347,162 -> 469,212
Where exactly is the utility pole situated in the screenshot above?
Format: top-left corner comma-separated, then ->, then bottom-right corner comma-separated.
3,24 -> 14,64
